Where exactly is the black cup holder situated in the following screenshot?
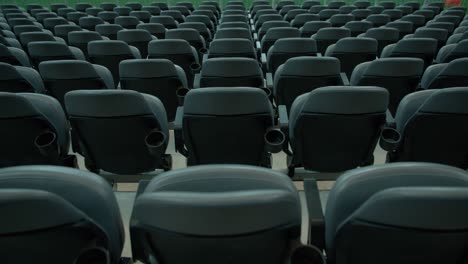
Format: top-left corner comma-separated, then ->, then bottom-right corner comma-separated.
261,87 -> 272,98
35,131 -> 60,158
176,87 -> 189,105
379,127 -> 401,151
264,128 -> 285,153
145,129 -> 167,156
199,47 -> 208,54
291,245 -> 326,264
190,63 -> 201,73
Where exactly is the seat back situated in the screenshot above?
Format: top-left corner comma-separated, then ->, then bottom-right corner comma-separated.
343,21 -> 373,37
436,40 -> 468,63
68,31 -> 103,59
382,38 -> 437,68
28,41 -> 77,68
78,16 -> 104,31
274,57 -> 342,112
289,86 -> 388,171
312,27 -> 350,54
54,24 -> 82,43
0,44 -> 23,66
65,90 -> 169,174
200,58 -> 263,88
208,38 -> 257,59
182,88 -> 274,166
267,38 -> 317,75
95,24 -> 123,40
360,27 -> 399,56
421,58 -> 468,89
261,27 -> 300,53
137,23 -> 166,39
150,15 -> 179,29
117,29 -> 153,58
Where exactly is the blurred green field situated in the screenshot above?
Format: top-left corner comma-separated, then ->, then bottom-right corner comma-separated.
1,0 -> 467,10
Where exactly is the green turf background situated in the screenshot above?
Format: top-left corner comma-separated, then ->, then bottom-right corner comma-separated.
1,0 -> 467,11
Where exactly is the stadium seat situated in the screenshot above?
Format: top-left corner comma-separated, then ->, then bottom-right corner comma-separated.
0,93 -> 75,167
287,86 -> 388,174
66,11 -> 87,24
387,88 -> 468,168
12,25 -> 43,37
343,21 -> 373,37
273,57 -> 343,112
88,40 -> 141,86
266,38 -> 317,75
148,39 -> 199,88
0,43 -> 30,66
381,38 -> 437,69
186,15 -> 215,33
78,16 -> 105,31
255,14 -> 283,31
95,24 -> 123,40
65,90 -> 171,173
311,27 -> 351,54
0,35 -> 23,49
325,37 -> 378,78
385,21 -> 414,39
98,11 -> 119,23
395,5 -> 413,16
125,2 -> 142,11
350,58 -> 424,115
179,22 -> 212,42
175,88 -> 281,166
68,31 -> 107,59
379,1 -> 396,10
284,9 -> 308,22
131,164 -> 302,264
50,3 -> 68,13
447,31 -> 468,44
115,16 -> 140,29
35,12 -> 58,24
433,15 -> 461,26
42,17 -> 69,31
359,27 -> 399,56
436,39 -> 468,63
129,10 -> 151,23
166,28 -> 206,60
318,9 -> 340,21
214,28 -> 253,41
191,10 -> 217,25
170,6 -> 191,17
161,10 -> 185,23
290,14 -> 319,28
28,41 -> 85,68
0,62 -> 44,93
400,14 -> 426,29
101,2 -> 117,11
407,27 -> 448,50
38,60 -> 114,106
141,6 -> 161,16
311,5 -> 329,15
413,9 -> 435,21
151,2 -> 169,11
328,14 -> 354,27
339,5 -> 356,14
75,3 -> 92,13
113,6 -> 132,16
351,9 -> 372,20
150,15 -> 179,29
365,14 -> 391,27
260,27 -> 300,53
425,21 -> 455,34
420,58 -> 468,89
207,38 -> 257,59
302,0 -> 321,9
325,162 -> 468,264
117,29 -> 155,58
57,8 -> 76,18
367,6 -> 384,14
177,2 -> 195,12
196,58 -> 263,88
300,21 -> 331,38
137,22 -> 166,39
119,59 -> 188,122
53,25 -> 81,44
258,21 -> 291,40
85,7 -> 104,17
220,14 -> 248,23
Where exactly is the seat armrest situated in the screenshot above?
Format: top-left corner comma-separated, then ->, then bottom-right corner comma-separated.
193,73 -> 201,88
202,53 -> 209,64
316,53 -> 322,57
385,109 -> 396,128
339,72 -> 349,86
251,24 -> 255,32
174,107 -> 188,156
256,40 -> 261,50
304,178 -> 325,251
278,105 -> 289,130
253,32 -> 258,41
174,107 -> 183,131
261,53 -> 267,65
266,72 -> 274,90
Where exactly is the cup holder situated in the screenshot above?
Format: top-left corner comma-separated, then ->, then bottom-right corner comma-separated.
379,127 -> 401,151
260,87 -> 272,98
190,63 -> 201,73
291,245 -> 326,264
35,131 -> 59,158
264,128 -> 285,153
145,129 -> 167,156
176,87 -> 189,105
199,47 -> 208,54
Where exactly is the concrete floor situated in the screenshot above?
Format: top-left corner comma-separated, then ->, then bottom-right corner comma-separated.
74,131 -> 388,259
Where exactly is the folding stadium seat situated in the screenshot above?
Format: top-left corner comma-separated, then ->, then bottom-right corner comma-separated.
115,16 -> 141,29
150,15 -> 179,29
170,6 -> 191,17
125,2 -> 142,11
403,1 -> 420,11
447,31 -> 468,44
0,62 -> 44,93
88,40 -> 141,86
95,24 -> 123,40
175,88 -> 284,166
220,14 -> 248,24
379,1 -> 396,10
328,1 -> 346,10
18,31 -> 64,51
420,58 -> 468,89
302,0 -> 321,9
38,60 -> 114,107
413,9 -> 436,21
328,14 -> 354,27
195,58 -> 264,88
176,2 -> 195,12
324,162 -> 468,264
367,6 -> 384,14
0,35 -> 21,49
318,9 -> 340,21
131,164 -> 306,264
291,14 -> 319,28
137,23 -> 166,39
339,5 -> 357,14
35,12 -> 58,24
113,6 -> 132,16
440,9 -> 465,19
354,1 -> 371,9
351,9 -> 372,20
277,0 -> 296,11
141,6 -> 161,16
151,2 -> 169,11
118,29 -> 156,58
286,86 -> 388,174
400,14 -> 426,29
359,27 -> 399,56
66,90 -> 171,173
279,5 -> 300,17
284,9 -> 307,21
251,5 -> 274,19
161,10 -> 185,24
310,5 -> 329,15
186,15 -> 215,33
325,37 -> 377,78
191,10 -> 217,25
68,31 -> 107,60
266,38 -> 317,75
436,40 -> 468,63
119,59 -> 188,122
85,7 -> 104,17
395,5 -> 413,16
273,57 -> 344,112
223,9 -> 248,16
258,21 -> 291,40
75,3 -> 92,13
179,22 -> 212,42
148,39 -> 199,88
28,41 -> 85,68
350,58 -> 424,115
381,38 -> 437,69
57,7 -> 76,18
254,9 -> 277,24
300,21 -> 331,38
0,43 -> 30,66
66,12 -> 87,24
311,27 -> 351,54
200,1 -> 221,16
0,92 -> 76,167
214,28 -> 253,41
98,11 -> 119,24
100,2 -> 117,11
206,39 -> 257,60
129,10 -> 151,23
8,18 -> 42,29
255,14 -> 283,31
384,21 -> 413,39
260,27 -> 300,53
78,16 -> 105,31
406,27 -> 448,50
43,17 -> 69,31
166,28 -> 207,60
387,88 -> 468,167
381,9 -> 403,21
454,26 -> 468,34
365,14 -> 391,27
50,3 -> 68,13
343,21 -> 373,37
